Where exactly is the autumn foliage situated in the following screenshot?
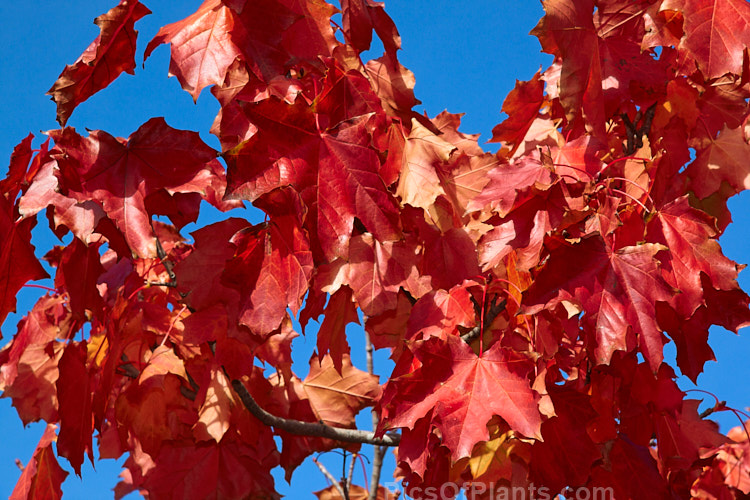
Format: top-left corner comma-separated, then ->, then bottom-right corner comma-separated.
3,0 -> 750,498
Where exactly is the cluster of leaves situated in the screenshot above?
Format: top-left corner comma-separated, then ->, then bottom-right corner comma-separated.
2,0 -> 750,498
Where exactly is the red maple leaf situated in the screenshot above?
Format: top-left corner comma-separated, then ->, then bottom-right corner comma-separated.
490,73 -> 545,152
56,341 -> 94,475
130,433 -> 280,500
531,0 -> 606,138
48,0 -> 151,125
145,0 -> 242,101
50,118 -> 218,257
315,286 -> 358,372
679,0 -> 750,78
340,0 -> 400,56
525,235 -> 674,370
225,97 -> 401,259
0,197 -> 49,329
222,189 -> 313,336
381,334 -> 542,461
649,196 -> 743,317
9,424 -> 68,500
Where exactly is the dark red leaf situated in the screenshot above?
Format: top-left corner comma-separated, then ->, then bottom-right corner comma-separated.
0,197 -> 49,329
48,0 -> 151,125
56,341 -> 93,476
50,118 -> 217,257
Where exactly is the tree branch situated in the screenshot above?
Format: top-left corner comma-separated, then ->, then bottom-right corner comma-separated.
313,457 -> 347,499
346,453 -> 357,497
366,331 -> 386,500
230,379 -> 400,447
461,298 -> 507,344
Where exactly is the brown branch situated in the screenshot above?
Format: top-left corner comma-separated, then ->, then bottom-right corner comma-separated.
230,379 -> 400,447
700,401 -> 727,419
621,102 -> 657,155
461,298 -> 507,344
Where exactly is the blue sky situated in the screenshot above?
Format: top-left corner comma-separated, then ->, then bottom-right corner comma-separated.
0,1 -> 748,498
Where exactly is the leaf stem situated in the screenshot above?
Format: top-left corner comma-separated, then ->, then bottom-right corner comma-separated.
22,283 -> 58,293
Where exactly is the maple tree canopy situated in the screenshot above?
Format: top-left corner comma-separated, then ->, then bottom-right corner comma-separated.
2,0 -> 750,498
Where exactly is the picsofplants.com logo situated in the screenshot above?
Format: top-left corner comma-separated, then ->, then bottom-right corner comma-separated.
383,482 -> 615,500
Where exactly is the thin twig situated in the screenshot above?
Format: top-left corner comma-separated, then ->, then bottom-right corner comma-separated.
699,403 -> 724,419
346,453 -> 357,498
313,457 -> 347,498
230,379 -> 400,446
365,331 -> 386,500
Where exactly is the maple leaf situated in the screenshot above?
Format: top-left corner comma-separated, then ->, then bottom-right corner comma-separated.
268,371 -> 362,480
590,436 -> 672,499
420,227 -> 482,292
194,366 -> 235,443
679,0 -> 750,78
525,236 -> 674,370
396,118 -> 456,211
0,294 -> 72,382
175,218 -> 248,311
648,196 -> 742,317
10,424 -> 68,500
381,334 -> 542,461
596,25 -> 669,114
224,97 -> 401,259
529,388 -> 601,492
686,123 -> 750,199
531,0 -> 606,138
18,160 -> 106,245
395,112 -> 495,217
115,375 -> 185,458
56,341 -> 94,476
255,316 -> 299,378
313,59 -> 384,130
489,73 -> 545,152
133,433 -> 280,500
345,232 -> 423,316
340,0 -> 401,56
53,238 -> 105,319
48,0 -> 151,125
467,155 -> 554,216
50,118 -> 218,257
303,353 -> 380,428
1,134 -> 34,202
406,284 -> 476,341
222,191 -> 313,335
478,194 -> 563,273
0,196 -> 49,330
364,55 -> 421,122
315,286 -> 358,372
145,0 -> 242,101
365,290 -> 412,354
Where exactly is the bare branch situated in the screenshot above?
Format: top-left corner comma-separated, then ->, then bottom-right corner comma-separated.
230,379 -> 400,447
365,331 -> 386,500
313,457 -> 347,499
346,453 -> 357,499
